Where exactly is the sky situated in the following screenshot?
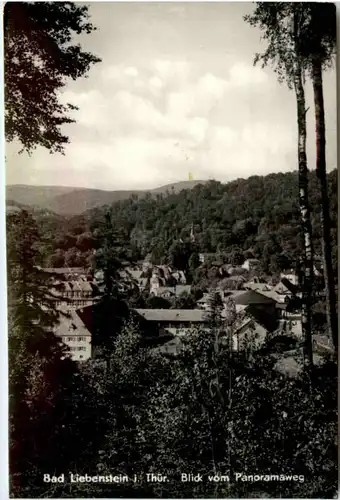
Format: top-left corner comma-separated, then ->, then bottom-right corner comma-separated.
6,2 -> 337,190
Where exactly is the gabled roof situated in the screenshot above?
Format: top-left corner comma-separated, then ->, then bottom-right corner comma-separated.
151,335 -> 183,356
244,282 -> 272,292
126,268 -> 143,280
234,317 -> 268,338
134,309 -> 208,323
231,290 -> 276,306
274,278 -> 299,295
54,308 -> 91,338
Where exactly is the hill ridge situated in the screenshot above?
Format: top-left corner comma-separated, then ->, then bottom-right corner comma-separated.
6,180 -> 208,215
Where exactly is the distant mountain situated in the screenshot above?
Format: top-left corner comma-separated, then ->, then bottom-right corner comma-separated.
6,180 -> 208,215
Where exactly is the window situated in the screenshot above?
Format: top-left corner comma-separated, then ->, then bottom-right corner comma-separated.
78,336 -> 86,342
67,336 -> 77,342
79,355 -> 83,359
78,346 -> 86,351
69,346 -> 76,351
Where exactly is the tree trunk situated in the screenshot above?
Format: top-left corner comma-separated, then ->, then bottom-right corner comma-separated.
312,59 -> 338,351
293,13 -> 314,369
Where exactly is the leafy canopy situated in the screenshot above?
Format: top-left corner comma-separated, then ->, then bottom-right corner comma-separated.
4,2 -> 101,154
244,2 -> 336,88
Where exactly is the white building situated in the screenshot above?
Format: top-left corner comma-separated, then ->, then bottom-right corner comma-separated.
242,259 -> 261,272
50,279 -> 99,310
53,308 -> 92,362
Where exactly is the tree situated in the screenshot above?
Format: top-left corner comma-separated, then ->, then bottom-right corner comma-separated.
172,292 -> 196,310
4,2 -> 101,154
6,211 -> 85,494
94,211 -> 126,297
6,211 -> 60,346
168,240 -> 192,270
64,247 -> 80,267
207,290 -> 224,326
146,296 -> 172,309
300,4 -> 338,350
188,251 -> 200,272
47,248 -> 65,268
245,3 -> 314,369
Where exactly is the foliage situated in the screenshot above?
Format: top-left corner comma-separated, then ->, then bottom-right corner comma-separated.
42,323 -> 337,499
7,211 -> 96,497
32,170 -> 337,291
4,1 -> 100,153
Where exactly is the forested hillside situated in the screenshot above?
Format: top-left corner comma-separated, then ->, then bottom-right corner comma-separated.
40,169 -> 337,278
6,180 -> 208,215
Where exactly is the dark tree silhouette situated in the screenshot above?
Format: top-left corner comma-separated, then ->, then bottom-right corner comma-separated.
4,1 -> 101,154
245,2 -> 314,369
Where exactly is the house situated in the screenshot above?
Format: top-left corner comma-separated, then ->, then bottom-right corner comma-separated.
134,308 -> 209,337
150,284 -> 191,298
172,270 -> 187,284
150,286 -> 176,298
150,271 -> 162,293
196,293 -> 211,310
53,308 -> 92,362
142,254 -> 153,273
94,270 -> 104,283
244,281 -> 272,293
230,289 -> 277,316
156,265 -> 173,282
280,270 -> 299,286
50,278 -> 100,310
196,289 -> 232,310
232,316 -> 268,352
151,335 -> 184,357
126,268 -> 143,281
273,278 -> 300,301
137,277 -> 149,291
137,302 -> 272,356
199,253 -> 217,264
242,259 -> 261,272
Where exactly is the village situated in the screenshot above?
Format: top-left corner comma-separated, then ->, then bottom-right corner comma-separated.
44,251 -> 333,374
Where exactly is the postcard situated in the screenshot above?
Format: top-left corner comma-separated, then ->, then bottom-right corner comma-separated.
4,2 -> 338,498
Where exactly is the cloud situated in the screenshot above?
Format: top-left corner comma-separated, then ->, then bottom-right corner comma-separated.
152,59 -> 190,87
11,59 -> 303,190
149,76 -> 163,89
229,61 -> 269,86
124,66 -> 139,77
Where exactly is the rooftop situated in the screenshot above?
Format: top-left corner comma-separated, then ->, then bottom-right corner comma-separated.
41,267 -> 86,275
231,290 -> 276,305
54,308 -> 91,338
134,309 -> 208,323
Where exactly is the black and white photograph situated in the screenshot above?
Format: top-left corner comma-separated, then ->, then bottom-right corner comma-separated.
4,1 -> 338,498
